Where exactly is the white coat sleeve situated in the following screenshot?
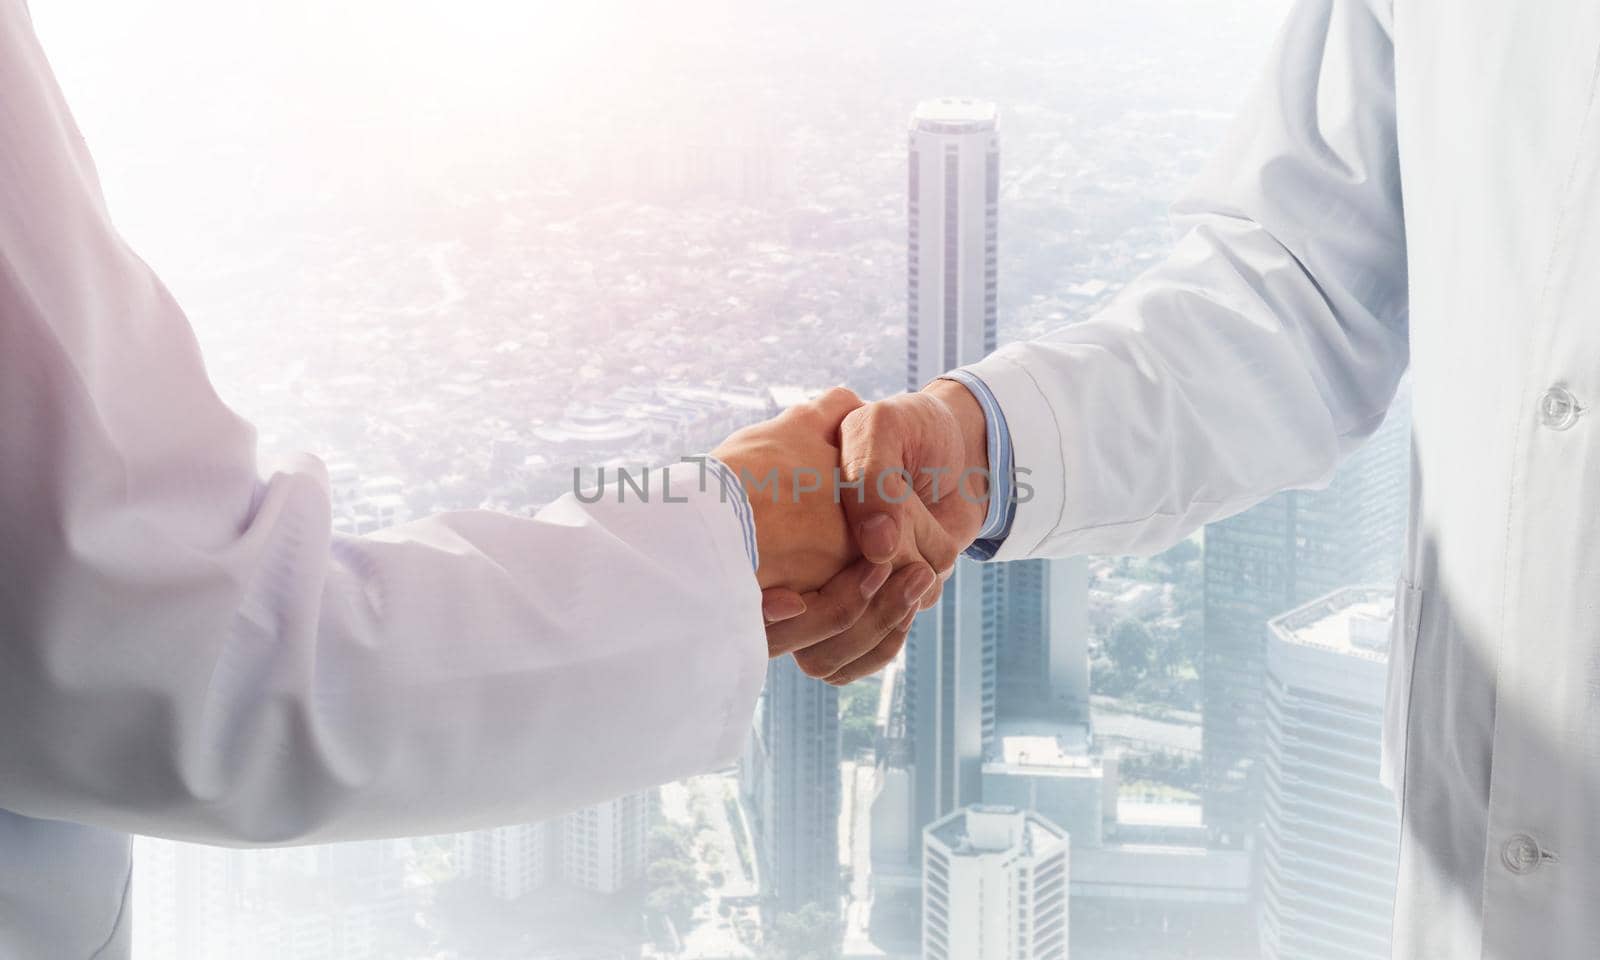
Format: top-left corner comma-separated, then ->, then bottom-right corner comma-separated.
0,0 -> 766,845
964,0 -> 1409,560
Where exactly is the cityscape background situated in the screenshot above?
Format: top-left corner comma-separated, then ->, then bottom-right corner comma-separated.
31,0 -> 1412,957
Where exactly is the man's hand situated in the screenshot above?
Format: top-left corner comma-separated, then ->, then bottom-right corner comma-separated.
838,379 -> 992,583
711,387 -> 862,594
753,379 -> 994,685
713,387 -> 956,682
712,387 -> 956,591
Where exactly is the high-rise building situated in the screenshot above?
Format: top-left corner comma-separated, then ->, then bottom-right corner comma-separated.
891,97 -> 1090,871
981,726 -> 1109,851
454,791 -> 654,902
905,97 -> 999,391
131,839 -> 238,959
132,837 -> 411,960
903,96 -> 1001,852
749,658 -> 840,913
922,805 -> 1070,960
1259,586 -> 1400,960
561,791 -> 654,895
1201,385 -> 1410,844
456,823 -> 556,901
996,557 -> 1091,723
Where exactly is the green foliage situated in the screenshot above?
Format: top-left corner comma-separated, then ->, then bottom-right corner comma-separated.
407,835 -> 458,885
838,678 -> 880,756
650,821 -> 696,862
723,787 -> 756,881
1106,618 -> 1155,679
647,823 -> 705,929
1091,537 -> 1205,709
762,904 -> 842,960
1119,751 -> 1203,793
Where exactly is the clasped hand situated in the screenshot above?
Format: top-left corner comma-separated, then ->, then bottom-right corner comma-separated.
710,383 -> 991,685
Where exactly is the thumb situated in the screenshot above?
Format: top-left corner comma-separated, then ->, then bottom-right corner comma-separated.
761,589 -> 808,624
854,512 -> 901,564
839,404 -> 918,563
899,490 -> 964,581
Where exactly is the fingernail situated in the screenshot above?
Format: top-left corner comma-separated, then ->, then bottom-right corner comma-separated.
858,514 -> 897,559
860,562 -> 892,598
898,609 -> 918,631
903,567 -> 937,605
762,594 -> 807,623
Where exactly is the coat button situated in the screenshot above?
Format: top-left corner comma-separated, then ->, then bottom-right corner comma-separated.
1539,386 -> 1580,430
1502,834 -> 1554,874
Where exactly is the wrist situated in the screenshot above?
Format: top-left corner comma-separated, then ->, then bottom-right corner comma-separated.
709,445 -> 775,586
923,377 -> 990,483
922,378 -> 992,542
711,440 -> 853,594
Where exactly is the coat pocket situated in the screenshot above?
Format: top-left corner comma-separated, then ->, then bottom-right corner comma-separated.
1380,577 -> 1425,797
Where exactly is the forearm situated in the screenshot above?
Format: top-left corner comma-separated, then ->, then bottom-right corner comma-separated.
0,11 -> 768,840
0,457 -> 765,845
961,0 -> 1408,561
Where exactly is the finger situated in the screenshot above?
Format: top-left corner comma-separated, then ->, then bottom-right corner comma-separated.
765,558 -> 892,658
873,493 -> 959,617
824,612 -> 916,686
761,589 -> 808,624
791,563 -> 934,679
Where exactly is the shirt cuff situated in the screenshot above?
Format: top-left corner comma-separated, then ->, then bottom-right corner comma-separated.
937,369 -> 1016,561
702,455 -> 759,574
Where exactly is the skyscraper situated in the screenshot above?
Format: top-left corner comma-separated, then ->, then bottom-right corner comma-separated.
750,657 -> 841,913
922,805 -> 1070,960
995,557 -> 1091,723
454,790 -> 654,901
904,97 -> 1002,848
1201,385 -> 1410,845
456,822 -> 555,901
132,838 -> 411,960
561,791 -> 654,895
1260,586 -> 1399,960
905,97 -> 998,391
895,97 -> 1087,867
131,840 -> 238,959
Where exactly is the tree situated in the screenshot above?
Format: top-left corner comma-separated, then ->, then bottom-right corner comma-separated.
650,821 -> 696,862
838,679 -> 880,756
647,823 -> 706,930
763,904 -> 841,960
1107,618 -> 1155,680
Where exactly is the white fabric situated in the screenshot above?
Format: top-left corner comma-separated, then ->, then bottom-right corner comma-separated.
0,2 -> 766,956
967,0 -> 1600,956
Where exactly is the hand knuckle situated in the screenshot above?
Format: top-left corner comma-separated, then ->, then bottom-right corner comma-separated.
876,598 -> 911,632
824,601 -> 862,633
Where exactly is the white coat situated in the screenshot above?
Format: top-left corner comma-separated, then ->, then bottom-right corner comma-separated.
964,0 -> 1600,956
0,2 -> 766,956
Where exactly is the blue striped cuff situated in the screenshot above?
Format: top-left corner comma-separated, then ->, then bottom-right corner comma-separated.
704,455 -> 760,574
938,369 -> 1016,561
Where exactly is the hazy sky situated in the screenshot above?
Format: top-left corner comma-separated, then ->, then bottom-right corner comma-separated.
31,0 -> 1285,234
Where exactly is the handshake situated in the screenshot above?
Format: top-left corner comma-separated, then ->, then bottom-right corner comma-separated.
710,381 -> 993,685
